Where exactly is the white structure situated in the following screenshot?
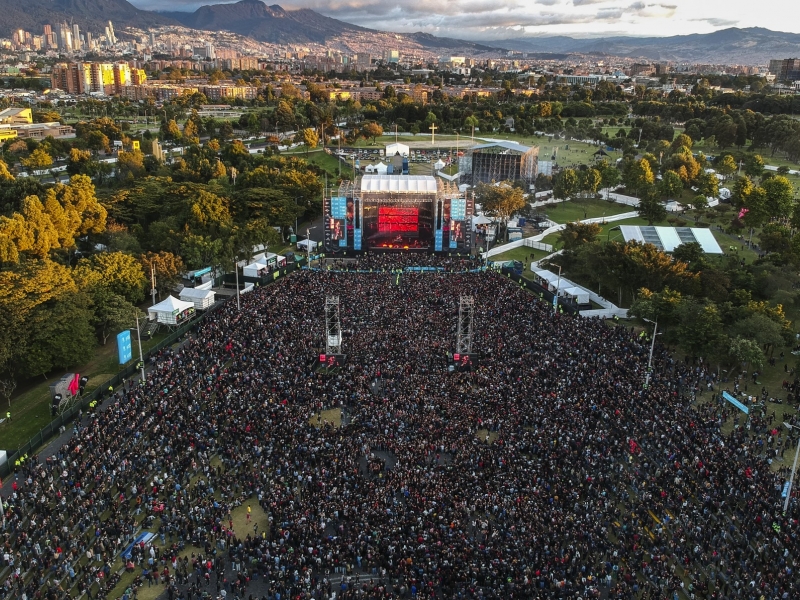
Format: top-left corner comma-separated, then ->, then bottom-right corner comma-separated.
619,225 -> 723,254
563,287 -> 590,305
385,142 -> 410,157
243,262 -> 268,278
179,287 -> 216,310
148,296 -> 195,326
297,239 -> 318,252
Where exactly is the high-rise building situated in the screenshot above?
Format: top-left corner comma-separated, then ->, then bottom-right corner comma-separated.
85,32 -> 92,50
113,62 -> 131,94
72,24 -> 81,51
206,43 -> 215,60
51,63 -> 90,93
768,58 -> 800,81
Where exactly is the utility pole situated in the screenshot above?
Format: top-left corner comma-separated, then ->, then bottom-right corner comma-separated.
135,311 -> 145,384
150,264 -> 157,307
553,265 -> 562,313
234,256 -> 240,312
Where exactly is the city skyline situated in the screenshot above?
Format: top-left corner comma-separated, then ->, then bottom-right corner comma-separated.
128,0 -> 800,41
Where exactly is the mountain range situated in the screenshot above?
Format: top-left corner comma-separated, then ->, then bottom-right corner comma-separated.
499,27 -> 800,65
1,0 -> 799,65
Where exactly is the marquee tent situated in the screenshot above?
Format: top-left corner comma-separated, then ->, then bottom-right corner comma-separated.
385,142 -> 410,157
563,286 -> 590,305
148,296 -> 195,326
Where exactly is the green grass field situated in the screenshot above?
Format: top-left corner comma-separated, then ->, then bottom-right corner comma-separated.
537,197 -> 634,223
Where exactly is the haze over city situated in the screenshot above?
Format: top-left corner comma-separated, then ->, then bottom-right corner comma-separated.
130,0 -> 800,39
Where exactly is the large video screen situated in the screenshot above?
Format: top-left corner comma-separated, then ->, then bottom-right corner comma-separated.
378,206 -> 419,233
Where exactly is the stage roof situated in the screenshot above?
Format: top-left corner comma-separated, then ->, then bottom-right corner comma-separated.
619,225 -> 723,254
361,175 -> 438,194
470,140 -> 532,153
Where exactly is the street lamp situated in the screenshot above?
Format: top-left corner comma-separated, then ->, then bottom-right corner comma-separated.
642,317 -> 658,389
783,422 -> 800,514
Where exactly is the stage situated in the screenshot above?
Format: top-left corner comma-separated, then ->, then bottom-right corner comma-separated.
324,175 -> 474,254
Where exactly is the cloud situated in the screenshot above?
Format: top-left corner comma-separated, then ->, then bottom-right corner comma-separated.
691,17 -> 739,27
572,0 -> 607,5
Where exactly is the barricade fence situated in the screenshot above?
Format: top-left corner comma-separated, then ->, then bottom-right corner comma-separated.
0,259 -> 307,479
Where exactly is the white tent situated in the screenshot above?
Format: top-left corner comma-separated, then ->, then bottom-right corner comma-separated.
297,239 -> 318,252
434,159 -> 446,170
473,215 -> 493,225
374,162 -> 388,174
179,287 -> 216,310
243,262 -> 268,278
148,296 -> 195,326
385,142 -> 410,157
563,286 -> 590,305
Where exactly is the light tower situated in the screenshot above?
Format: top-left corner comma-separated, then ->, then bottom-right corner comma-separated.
456,295 -> 475,355
325,296 -> 342,356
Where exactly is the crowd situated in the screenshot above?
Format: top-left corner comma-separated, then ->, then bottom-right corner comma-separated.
1,252 -> 799,600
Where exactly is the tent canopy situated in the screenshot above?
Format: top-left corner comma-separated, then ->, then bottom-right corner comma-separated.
149,295 -> 193,314
385,142 -> 410,156
473,215 -> 493,225
532,268 -> 560,284
179,287 -> 214,299
434,159 -> 446,169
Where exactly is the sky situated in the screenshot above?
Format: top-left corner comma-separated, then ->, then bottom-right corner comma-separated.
129,0 -> 799,40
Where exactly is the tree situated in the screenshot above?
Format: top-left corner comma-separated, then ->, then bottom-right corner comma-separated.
691,194 -> 709,217
161,119 -> 182,143
623,158 -> 655,197
580,168 -> 602,198
658,170 -> 683,199
140,251 -> 185,300
464,115 -> 479,141
553,169 -> 579,200
362,122 -> 383,144
476,182 -> 526,240
85,130 -> 111,155
728,336 -> 764,371
116,150 -> 145,181
88,284 -> 140,345
637,186 -> 667,225
744,154 -> 764,179
762,175 -> 795,220
676,299 -> 722,358
183,118 -> 199,143
0,159 -> 14,182
672,242 -> 704,266
21,147 -> 53,173
0,377 -> 16,408
759,223 -> 792,254
597,161 -> 619,199
301,127 -> 319,155
19,290 -> 95,378
716,155 -> 738,180
558,222 -> 602,250
729,313 -> 784,353
696,171 -> 719,200
77,252 -> 146,304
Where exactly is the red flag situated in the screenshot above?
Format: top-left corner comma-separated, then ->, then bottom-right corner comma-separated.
68,373 -> 80,396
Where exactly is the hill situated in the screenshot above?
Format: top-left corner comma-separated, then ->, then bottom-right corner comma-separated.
498,27 -> 800,65
0,0 -> 175,37
162,0 -> 368,44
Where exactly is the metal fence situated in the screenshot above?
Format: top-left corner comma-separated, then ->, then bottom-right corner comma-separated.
0,259 -> 306,480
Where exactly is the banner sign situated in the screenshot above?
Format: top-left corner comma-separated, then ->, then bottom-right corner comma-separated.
782,481 -> 791,498
353,229 -> 362,250
722,391 -> 749,415
450,198 -> 466,221
434,230 -> 443,252
117,330 -> 132,365
331,197 -> 347,219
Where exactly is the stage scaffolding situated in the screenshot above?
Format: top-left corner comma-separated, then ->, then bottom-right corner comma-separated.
325,296 -> 342,355
459,143 -> 539,185
456,295 -> 475,355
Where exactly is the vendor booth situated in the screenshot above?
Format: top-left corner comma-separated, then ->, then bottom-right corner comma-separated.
563,286 -> 590,306
148,296 -> 195,326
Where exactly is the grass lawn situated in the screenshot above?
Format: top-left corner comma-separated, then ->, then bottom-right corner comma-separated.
489,247 -> 550,272
476,429 -> 499,445
540,198 -> 633,224
0,332 -> 171,452
309,408 -> 343,428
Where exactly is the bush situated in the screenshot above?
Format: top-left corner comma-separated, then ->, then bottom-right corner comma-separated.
674,219 -> 687,227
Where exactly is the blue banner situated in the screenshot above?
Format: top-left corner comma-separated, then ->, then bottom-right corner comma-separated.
782,481 -> 791,498
117,330 -> 132,365
450,198 -> 466,221
353,229 -> 362,251
449,236 -> 458,249
722,391 -> 749,414
435,230 -> 443,252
